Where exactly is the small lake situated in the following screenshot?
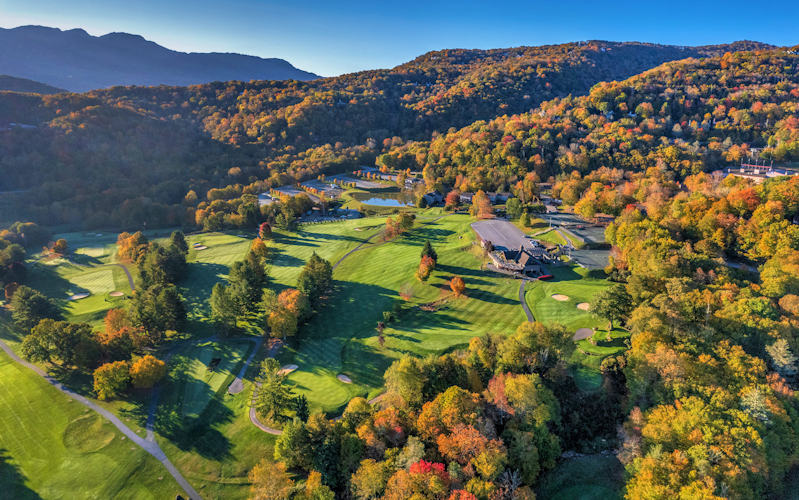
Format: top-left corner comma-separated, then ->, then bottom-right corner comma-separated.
351,190 -> 414,207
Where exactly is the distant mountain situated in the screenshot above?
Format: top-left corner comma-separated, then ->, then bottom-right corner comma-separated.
0,25 -> 319,92
0,75 -> 65,94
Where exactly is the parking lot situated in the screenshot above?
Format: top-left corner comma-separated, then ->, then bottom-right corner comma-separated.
471,219 -> 529,252
543,213 -> 606,243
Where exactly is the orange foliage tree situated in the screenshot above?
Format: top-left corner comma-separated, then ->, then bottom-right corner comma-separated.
129,355 -> 166,388
450,276 -> 465,296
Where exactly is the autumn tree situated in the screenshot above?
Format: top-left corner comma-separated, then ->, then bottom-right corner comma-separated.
116,231 -> 148,262
450,276 -> 466,297
421,240 -> 438,263
93,360 -> 130,400
129,355 -> 166,388
51,238 -> 68,254
416,255 -> 436,281
470,190 -> 493,219
259,221 -> 273,240
445,190 -> 460,210
248,460 -> 294,500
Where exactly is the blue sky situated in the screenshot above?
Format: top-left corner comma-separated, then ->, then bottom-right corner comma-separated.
1,0 -> 797,76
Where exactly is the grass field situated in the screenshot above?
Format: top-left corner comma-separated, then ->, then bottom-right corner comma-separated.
525,266 -> 612,332
537,454 -> 624,500
151,338 -> 275,499
160,339 -> 254,419
177,232 -> 255,336
0,349 -> 181,499
278,213 -> 525,413
523,265 -> 632,391
18,229 -> 183,326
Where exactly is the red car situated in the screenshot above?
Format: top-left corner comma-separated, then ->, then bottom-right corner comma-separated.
538,274 -> 553,280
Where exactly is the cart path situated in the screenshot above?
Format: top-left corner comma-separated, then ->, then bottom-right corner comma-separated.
519,279 -> 534,322
0,338 -> 201,500
112,263 -> 136,290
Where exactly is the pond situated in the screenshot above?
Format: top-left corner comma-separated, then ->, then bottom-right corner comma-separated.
351,190 -> 414,207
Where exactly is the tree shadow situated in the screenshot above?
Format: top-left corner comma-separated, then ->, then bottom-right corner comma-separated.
68,253 -> 103,267
298,230 -> 362,243
269,247 -> 305,268
273,234 -> 319,248
180,262 -> 228,321
0,449 -> 41,500
148,345 -> 239,460
25,262 -> 87,303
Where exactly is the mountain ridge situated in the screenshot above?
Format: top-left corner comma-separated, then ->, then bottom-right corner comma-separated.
0,25 -> 320,92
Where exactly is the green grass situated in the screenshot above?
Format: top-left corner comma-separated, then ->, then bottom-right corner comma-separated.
152,338 -> 275,499
278,213 -> 525,413
160,339 -> 254,419
525,266 -> 612,332
534,228 -> 567,246
523,265 -> 632,392
536,454 -> 624,500
177,232 -> 255,336
0,349 -> 181,499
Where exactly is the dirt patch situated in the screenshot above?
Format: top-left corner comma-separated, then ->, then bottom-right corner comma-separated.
278,364 -> 298,376
109,291 -> 125,297
551,294 -> 570,302
576,302 -> 591,311
69,293 -> 90,301
573,328 -> 594,341
337,374 -> 352,384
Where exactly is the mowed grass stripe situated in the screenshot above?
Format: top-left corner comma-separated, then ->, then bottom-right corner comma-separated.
282,214 -> 524,413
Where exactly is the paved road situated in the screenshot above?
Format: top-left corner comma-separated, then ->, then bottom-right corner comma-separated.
519,279 -> 534,321
0,338 -> 201,500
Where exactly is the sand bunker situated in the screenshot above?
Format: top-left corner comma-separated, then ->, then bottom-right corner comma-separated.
551,294 -> 570,302
573,328 -> 594,340
278,364 -> 298,376
69,293 -> 90,301
109,291 -> 125,297
195,245 -> 208,251
576,302 -> 590,311
337,374 -> 353,384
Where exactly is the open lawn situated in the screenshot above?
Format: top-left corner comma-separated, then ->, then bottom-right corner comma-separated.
525,266 -> 611,331
0,349 -> 181,499
534,228 -> 567,246
151,338 -> 274,499
524,265 -> 632,391
16,229 -> 184,326
537,454 -> 624,500
178,232 -> 254,336
160,339 -> 254,419
278,213 -> 525,413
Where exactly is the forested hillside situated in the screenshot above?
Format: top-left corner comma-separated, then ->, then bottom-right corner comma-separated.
380,47 -> 799,191
0,40 -> 783,228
